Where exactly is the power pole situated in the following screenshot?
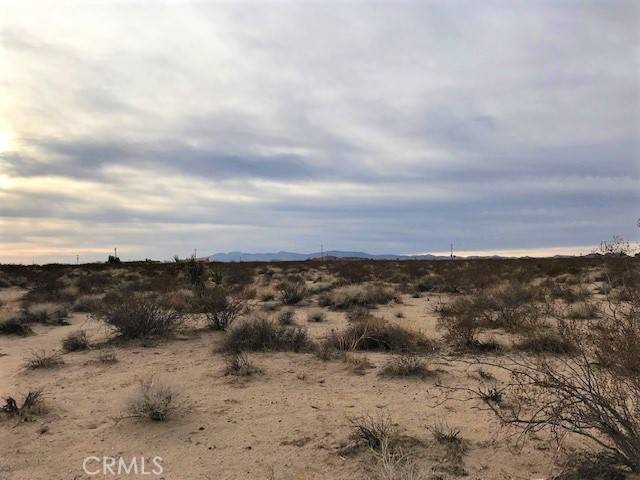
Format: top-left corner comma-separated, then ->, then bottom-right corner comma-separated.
320,243 -> 324,261
450,243 -> 454,260
114,247 -> 117,258
76,254 -> 79,265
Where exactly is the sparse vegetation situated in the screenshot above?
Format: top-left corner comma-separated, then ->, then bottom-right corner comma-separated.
24,350 -> 64,369
97,295 -> 183,339
0,317 -> 33,336
306,309 -> 326,323
125,378 -> 181,422
222,315 -> 311,353
62,329 -> 90,352
380,353 -> 431,378
223,351 -> 262,376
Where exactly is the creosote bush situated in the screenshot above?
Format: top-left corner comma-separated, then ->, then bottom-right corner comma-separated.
222,315 -> 311,353
322,317 -> 435,353
97,295 -> 183,339
200,288 -> 244,331
0,317 -> 33,336
319,284 -> 399,310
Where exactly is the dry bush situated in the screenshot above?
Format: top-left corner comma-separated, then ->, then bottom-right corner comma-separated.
346,305 -> 372,322
97,349 -> 118,364
24,350 -> 64,369
373,439 -> 426,480
276,308 -> 296,325
1,390 -> 44,418
380,354 -> 431,378
349,413 -> 396,450
344,353 -> 374,375
0,317 -> 33,336
200,288 -> 244,331
515,326 -> 577,355
62,330 -> 90,352
566,301 -> 600,320
306,309 -> 327,323
554,451 -> 627,480
436,297 -> 489,350
320,283 -> 399,310
96,295 -> 183,339
279,280 -> 307,305
223,351 -> 262,376
72,294 -> 103,313
222,315 -> 311,353
125,378 -> 180,421
22,303 -> 70,325
430,420 -> 463,448
323,318 -> 435,353
161,289 -> 195,313
458,351 -> 640,473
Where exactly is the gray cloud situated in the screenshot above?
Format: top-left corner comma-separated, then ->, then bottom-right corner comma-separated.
0,1 -> 638,262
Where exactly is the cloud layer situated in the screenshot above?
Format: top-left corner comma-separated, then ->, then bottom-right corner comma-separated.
1,1 -> 638,262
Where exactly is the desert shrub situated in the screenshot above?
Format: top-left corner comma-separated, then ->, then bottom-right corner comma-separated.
62,330 -> 90,352
200,288 -> 244,331
184,258 -> 207,292
161,289 -> 195,313
323,318 -> 435,353
97,295 -> 183,339
430,420 -> 463,448
465,351 -> 640,472
307,309 -> 327,323
321,284 -> 399,310
554,451 -> 627,480
24,350 -> 64,369
126,378 -> 180,421
343,353 -> 374,375
349,413 -> 396,451
437,297 -> 483,348
1,390 -> 44,418
0,317 -> 33,336
22,303 -> 70,325
279,280 -> 307,305
566,301 -> 600,319
97,349 -> 118,364
223,351 -> 261,376
276,308 -> 296,325
72,294 -> 103,313
515,329 -> 576,355
380,353 -> 430,378
591,293 -> 640,376
345,305 -> 372,322
222,316 -> 311,353
415,274 -> 447,292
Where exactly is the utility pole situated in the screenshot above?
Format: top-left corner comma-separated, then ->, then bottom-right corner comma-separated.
450,243 -> 454,260
114,247 -> 117,259
320,243 -> 324,261
76,254 -> 79,265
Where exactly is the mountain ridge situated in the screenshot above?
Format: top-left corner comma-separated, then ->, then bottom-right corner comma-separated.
208,250 -> 453,262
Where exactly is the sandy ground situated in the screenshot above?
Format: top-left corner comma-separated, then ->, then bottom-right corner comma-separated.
0,288 -> 595,480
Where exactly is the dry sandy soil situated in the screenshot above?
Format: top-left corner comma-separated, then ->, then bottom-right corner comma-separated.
0,260 -> 637,480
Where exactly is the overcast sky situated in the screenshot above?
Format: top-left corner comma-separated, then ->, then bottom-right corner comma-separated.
1,1 -> 638,263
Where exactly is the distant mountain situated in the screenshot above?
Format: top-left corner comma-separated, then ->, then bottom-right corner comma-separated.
208,250 -> 451,262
